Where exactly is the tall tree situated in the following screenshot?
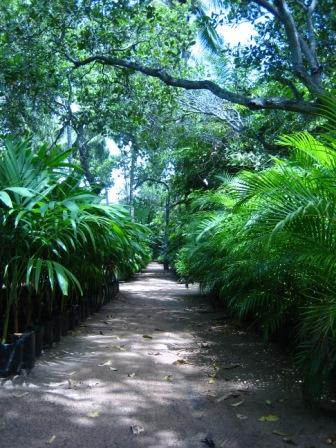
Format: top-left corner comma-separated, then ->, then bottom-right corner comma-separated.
67,0 -> 335,114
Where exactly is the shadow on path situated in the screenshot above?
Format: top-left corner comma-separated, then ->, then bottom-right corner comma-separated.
0,263 -> 334,448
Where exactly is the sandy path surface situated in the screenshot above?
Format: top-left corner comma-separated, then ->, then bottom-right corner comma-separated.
0,263 -> 334,448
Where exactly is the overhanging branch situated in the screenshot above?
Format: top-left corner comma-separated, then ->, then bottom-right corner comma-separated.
69,54 -> 317,114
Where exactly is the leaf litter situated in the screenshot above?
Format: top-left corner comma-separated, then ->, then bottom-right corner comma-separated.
258,414 -> 279,422
111,344 -> 127,351
131,425 -> 144,435
231,400 -> 244,407
46,435 -> 56,444
216,392 -> 240,402
163,375 -> 173,382
87,411 -> 100,418
172,359 -> 188,366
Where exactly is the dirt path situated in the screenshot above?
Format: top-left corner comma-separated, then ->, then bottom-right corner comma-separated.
0,263 -> 334,448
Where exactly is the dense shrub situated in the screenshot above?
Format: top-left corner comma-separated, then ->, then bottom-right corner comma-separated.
0,139 -> 150,344
175,122 -> 336,401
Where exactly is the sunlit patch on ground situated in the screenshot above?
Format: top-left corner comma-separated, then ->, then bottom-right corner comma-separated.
0,263 -> 334,448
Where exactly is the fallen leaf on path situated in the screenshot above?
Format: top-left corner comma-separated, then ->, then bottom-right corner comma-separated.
142,335 -> 152,339
326,434 -> 336,446
272,430 -> 289,437
98,360 -> 112,367
163,375 -> 173,382
87,411 -> 100,418
128,373 -> 136,378
265,399 -> 272,405
130,425 -> 144,435
231,400 -> 244,407
111,345 -> 127,351
282,438 -> 297,445
154,328 -> 164,332
201,437 -> 216,447
216,392 -> 240,402
222,363 -> 241,370
236,414 -> 248,420
13,392 -> 29,398
172,359 -> 188,366
109,367 -> 118,371
148,351 -> 160,356
67,379 -> 76,389
258,415 -> 279,422
46,435 -> 56,444
208,378 -> 216,384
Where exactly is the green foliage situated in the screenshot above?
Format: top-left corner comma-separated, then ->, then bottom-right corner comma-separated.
0,138 -> 150,343
175,105 -> 336,401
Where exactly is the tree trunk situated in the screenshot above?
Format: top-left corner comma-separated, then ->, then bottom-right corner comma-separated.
163,191 -> 170,271
129,148 -> 136,221
76,123 -> 95,185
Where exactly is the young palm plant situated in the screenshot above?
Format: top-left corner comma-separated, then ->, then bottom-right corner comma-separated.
175,98 -> 336,401
0,138 -> 150,347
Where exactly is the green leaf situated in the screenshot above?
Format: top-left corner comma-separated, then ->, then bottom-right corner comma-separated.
53,263 -> 69,296
0,191 -> 13,207
5,187 -> 34,198
34,259 -> 43,291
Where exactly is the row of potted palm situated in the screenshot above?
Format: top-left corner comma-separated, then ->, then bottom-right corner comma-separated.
0,138 -> 150,375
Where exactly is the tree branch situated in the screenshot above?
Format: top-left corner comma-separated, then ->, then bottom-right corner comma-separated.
274,0 -> 303,70
253,0 -> 322,93
69,54 -> 317,114
274,76 -> 303,99
180,91 -> 245,131
253,0 -> 280,17
134,177 -> 169,190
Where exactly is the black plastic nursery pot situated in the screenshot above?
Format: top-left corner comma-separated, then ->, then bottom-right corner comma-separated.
102,287 -> 107,305
53,315 -> 62,343
107,284 -> 112,301
68,307 -> 75,331
61,310 -> 69,336
80,300 -> 89,321
43,319 -> 54,348
0,338 -> 23,376
14,331 -> 36,370
114,281 -> 119,295
73,305 -> 81,328
69,305 -> 80,330
34,324 -> 44,357
89,294 -> 98,314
